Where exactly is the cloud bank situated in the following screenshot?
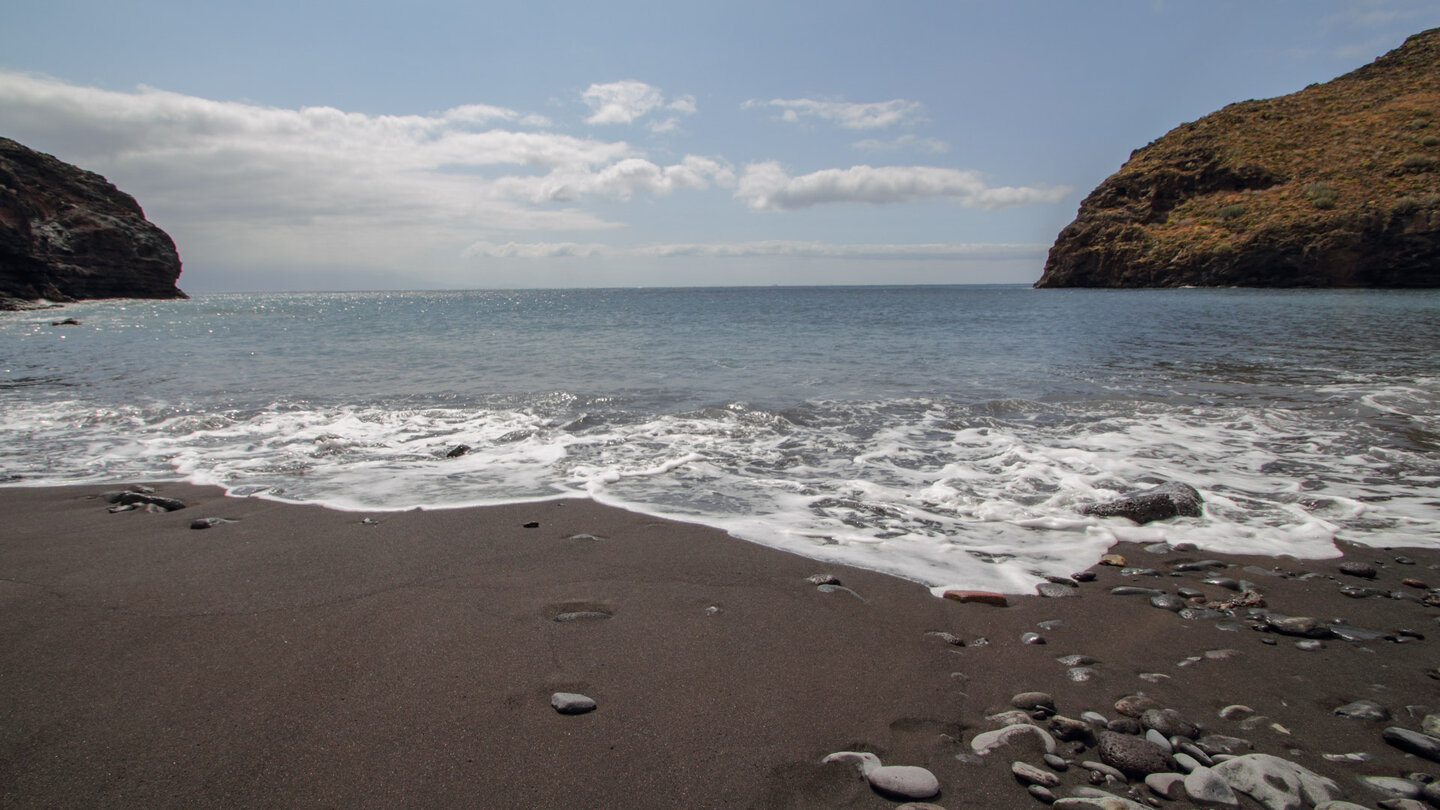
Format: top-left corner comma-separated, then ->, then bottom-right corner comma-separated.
463,239 -> 1046,260
735,162 -> 1070,211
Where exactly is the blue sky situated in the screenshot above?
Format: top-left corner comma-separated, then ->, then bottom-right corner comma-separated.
3,1 -> 1438,291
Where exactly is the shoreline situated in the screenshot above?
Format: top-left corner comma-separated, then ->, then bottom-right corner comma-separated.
3,482 -> 1439,808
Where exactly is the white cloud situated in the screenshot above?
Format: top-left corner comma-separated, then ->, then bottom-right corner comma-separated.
852,134 -> 950,154
743,97 -> 924,129
734,162 -> 1070,211
462,239 -> 1047,260
581,80 -> 697,128
0,72 -> 727,276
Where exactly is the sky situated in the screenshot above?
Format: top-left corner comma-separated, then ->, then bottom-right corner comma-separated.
3,1 -> 1439,291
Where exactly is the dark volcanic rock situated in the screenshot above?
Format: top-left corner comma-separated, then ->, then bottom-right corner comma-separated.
1035,27 -> 1440,289
1082,482 -> 1203,524
0,138 -> 184,308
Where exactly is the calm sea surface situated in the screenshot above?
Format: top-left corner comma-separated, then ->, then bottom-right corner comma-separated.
2,285 -> 1437,591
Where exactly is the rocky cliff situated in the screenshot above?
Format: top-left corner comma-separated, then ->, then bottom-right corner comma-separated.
0,138 -> 185,308
1035,27 -> 1440,288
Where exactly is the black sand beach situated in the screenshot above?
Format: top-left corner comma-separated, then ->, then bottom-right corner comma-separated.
3,483 -> 1439,808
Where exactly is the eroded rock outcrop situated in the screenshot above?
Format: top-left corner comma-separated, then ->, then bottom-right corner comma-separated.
0,138 -> 184,308
1036,27 -> 1440,288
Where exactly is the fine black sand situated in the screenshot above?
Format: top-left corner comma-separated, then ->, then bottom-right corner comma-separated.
2,483 -> 1438,808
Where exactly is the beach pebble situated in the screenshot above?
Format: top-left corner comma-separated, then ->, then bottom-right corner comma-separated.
1179,606 -> 1225,620
1403,578 -> 1430,589
1067,667 -> 1098,682
1072,570 -> 1097,582
111,491 -> 187,512
1294,639 -> 1325,651
522,521 -> 540,528
1177,586 -> 1206,599
1114,695 -> 1161,718
1185,765 -> 1240,806
1027,784 -> 1057,804
1361,776 -> 1423,798
1424,782 -> 1440,805
1333,699 -> 1391,721
1339,561 -> 1378,578
1052,795 -> 1151,810
1012,692 -> 1056,713
987,710 -> 1034,726
1150,594 -> 1187,611
1037,583 -> 1079,598
189,517 -> 236,529
822,752 -> 940,800
1263,615 -> 1334,639
1422,714 -> 1440,737
1146,772 -> 1185,799
1321,752 -> 1372,763
1172,752 -> 1200,772
1022,632 -> 1046,645
1012,760 -> 1060,787
1384,727 -> 1440,762
1100,554 -> 1126,567
1097,731 -> 1176,778
1211,754 -> 1340,810
807,573 -> 842,585
1174,559 -> 1230,572
550,692 -> 596,714
1175,741 -> 1214,766
1056,654 -> 1098,666
1110,586 -> 1163,596
1080,761 -> 1128,783
1108,718 -> 1142,734
970,724 -> 1057,756
1140,673 -> 1171,684
1196,735 -> 1254,757
1081,711 -> 1109,726
1145,729 -> 1172,752
925,631 -> 965,646
1044,753 -> 1070,771
941,589 -> 1007,606
1204,577 -> 1243,591
1049,715 -> 1095,743
1143,542 -> 1174,554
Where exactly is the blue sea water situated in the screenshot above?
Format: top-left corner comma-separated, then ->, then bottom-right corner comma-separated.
2,285 -> 1437,592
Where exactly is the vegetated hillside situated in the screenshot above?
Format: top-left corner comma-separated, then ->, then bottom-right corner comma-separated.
0,137 -> 185,309
1036,27 -> 1440,288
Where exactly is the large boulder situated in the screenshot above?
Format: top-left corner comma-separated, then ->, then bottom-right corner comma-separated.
0,138 -> 184,309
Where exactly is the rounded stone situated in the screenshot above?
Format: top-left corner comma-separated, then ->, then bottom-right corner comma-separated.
1339,561 -> 1378,579
1022,632 -> 1047,645
1037,582 -> 1080,598
867,765 -> 941,800
1333,699 -> 1391,721
1383,727 -> 1440,762
550,692 -> 597,714
1012,692 -> 1057,713
1012,760 -> 1061,787
1150,593 -> 1187,611
1141,708 -> 1199,739
1114,695 -> 1161,718
1097,731 -> 1176,778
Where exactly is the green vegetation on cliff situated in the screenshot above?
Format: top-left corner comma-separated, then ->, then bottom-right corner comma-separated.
1036,27 -> 1440,288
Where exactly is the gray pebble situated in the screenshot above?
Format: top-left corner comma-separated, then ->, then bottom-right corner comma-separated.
1184,765 -> 1240,806
1174,559 -> 1230,571
1080,711 -> 1109,726
1142,542 -> 1174,554
1022,632 -> 1047,645
1080,760 -> 1128,783
1334,699 -> 1391,721
553,610 -> 613,622
1056,654 -> 1099,666
1043,753 -> 1070,771
1339,561 -> 1379,579
1384,727 -> 1440,762
1142,708 -> 1198,739
1037,582 -> 1080,598
1172,752 -> 1200,772
1071,571 -> 1097,583
1068,666 -> 1099,683
1012,760 -> 1061,787
1012,692 -> 1056,713
1203,577 -> 1243,591
1049,715 -> 1095,742
550,692 -> 597,714
1114,695 -> 1161,718
1028,784 -> 1057,804
1144,729 -> 1172,752
1145,772 -> 1185,800
1196,735 -> 1254,756
1361,775 -> 1423,798
1178,607 -> 1225,620
1295,639 -> 1325,651
1038,619 -> 1065,630
1149,593 -> 1187,611
1177,586 -> 1206,599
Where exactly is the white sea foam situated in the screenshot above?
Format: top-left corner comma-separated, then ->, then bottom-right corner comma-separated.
2,382 -> 1436,593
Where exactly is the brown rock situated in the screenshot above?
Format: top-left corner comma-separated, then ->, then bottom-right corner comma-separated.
942,590 -> 1009,607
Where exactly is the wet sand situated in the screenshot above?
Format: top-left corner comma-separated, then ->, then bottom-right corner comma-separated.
2,483 -> 1437,808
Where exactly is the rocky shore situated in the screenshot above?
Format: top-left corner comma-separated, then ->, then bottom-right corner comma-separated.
0,138 -> 185,309
2,483 -> 1438,808
1035,27 -> 1440,289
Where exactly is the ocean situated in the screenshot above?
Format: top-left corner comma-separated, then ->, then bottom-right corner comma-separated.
2,285 -> 1437,593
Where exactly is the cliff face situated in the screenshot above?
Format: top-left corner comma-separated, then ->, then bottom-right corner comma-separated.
1036,28 -> 1440,288
0,138 -> 185,308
